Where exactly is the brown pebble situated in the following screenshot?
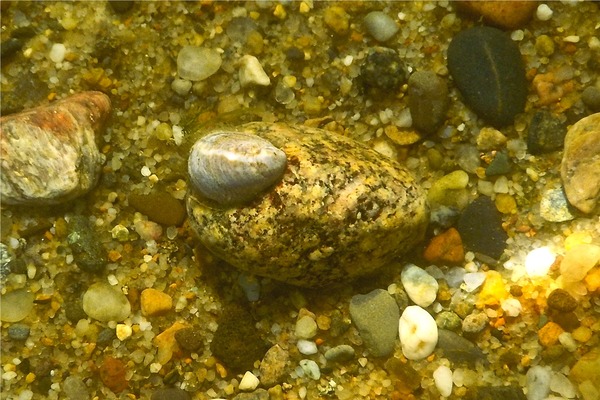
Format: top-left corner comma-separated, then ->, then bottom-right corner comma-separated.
423,227 -> 465,265
547,288 -> 578,312
99,356 -> 128,393
140,288 -> 173,317
128,191 -> 187,226
174,327 -> 203,352
455,1 -> 538,30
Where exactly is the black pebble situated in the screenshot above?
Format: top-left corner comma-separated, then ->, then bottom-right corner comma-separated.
360,47 -> 407,94
527,110 -> 566,154
151,388 -> 191,400
8,323 -> 31,341
457,196 -> 508,260
485,152 -> 511,176
447,26 -> 527,127
97,328 -> 117,346
67,215 -> 107,273
436,329 -> 486,366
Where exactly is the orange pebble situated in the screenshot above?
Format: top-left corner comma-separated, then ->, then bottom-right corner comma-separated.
538,321 -> 564,347
423,227 -> 465,264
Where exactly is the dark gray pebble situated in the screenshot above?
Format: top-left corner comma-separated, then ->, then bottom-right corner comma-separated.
582,86 -> 600,112
360,47 -> 407,94
485,152 -> 511,176
457,196 -> 508,259
527,110 -> 566,154
436,329 -> 486,366
67,215 -> 107,273
447,26 -> 527,127
324,344 -> 355,362
151,388 -> 191,400
8,323 -> 30,340
174,327 -> 203,352
408,71 -> 449,134
97,327 -> 117,346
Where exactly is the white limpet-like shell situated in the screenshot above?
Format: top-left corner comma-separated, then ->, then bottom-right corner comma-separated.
188,131 -> 287,205
398,305 -> 438,360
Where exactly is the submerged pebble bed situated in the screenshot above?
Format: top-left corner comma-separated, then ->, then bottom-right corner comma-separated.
1,2 -> 600,400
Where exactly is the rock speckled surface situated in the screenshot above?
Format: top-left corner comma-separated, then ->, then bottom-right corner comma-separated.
0,91 -> 110,206
187,122 -> 429,287
561,112 -> 600,214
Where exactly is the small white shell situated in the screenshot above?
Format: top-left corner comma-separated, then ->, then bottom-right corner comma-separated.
188,131 -> 287,205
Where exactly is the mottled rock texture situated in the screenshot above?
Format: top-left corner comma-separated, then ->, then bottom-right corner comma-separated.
187,122 -> 429,287
0,91 -> 110,206
561,112 -> 600,214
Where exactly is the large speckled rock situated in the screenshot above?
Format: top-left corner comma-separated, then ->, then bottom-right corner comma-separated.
561,112 -> 600,214
0,91 -> 110,206
187,122 -> 429,287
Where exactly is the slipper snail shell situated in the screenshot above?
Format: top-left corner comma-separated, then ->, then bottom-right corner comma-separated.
188,131 -> 287,205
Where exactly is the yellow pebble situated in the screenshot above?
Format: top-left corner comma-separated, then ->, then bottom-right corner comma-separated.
572,326 -> 593,342
25,372 -> 36,383
495,193 -> 517,214
273,4 -> 287,19
476,270 -> 509,308
565,231 -> 594,250
323,6 -> 350,35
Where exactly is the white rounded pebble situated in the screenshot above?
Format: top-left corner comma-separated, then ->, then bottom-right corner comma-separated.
398,305 -> 438,360
525,247 -> 555,277
401,264 -> 439,307
433,365 -> 453,397
526,365 -> 551,400
295,315 -> 318,339
462,272 -> 486,292
299,359 -> 321,380
49,43 -> 66,63
501,298 -> 522,317
364,11 -> 399,42
297,339 -> 318,355
171,78 -> 192,96
536,4 -> 553,21
239,371 -> 260,391
82,282 -> 131,322
239,55 -> 271,87
177,46 -> 222,81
